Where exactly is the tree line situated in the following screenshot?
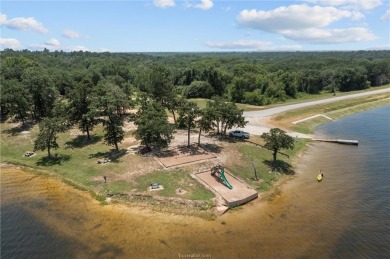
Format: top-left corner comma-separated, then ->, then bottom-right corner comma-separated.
1,49 -> 389,156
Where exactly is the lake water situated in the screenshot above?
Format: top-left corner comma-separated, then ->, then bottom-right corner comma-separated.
1,105 -> 389,258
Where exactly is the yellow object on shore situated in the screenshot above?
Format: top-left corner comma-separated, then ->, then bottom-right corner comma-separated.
317,174 -> 323,181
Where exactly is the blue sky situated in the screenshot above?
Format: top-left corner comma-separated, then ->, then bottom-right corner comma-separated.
1,0 -> 389,52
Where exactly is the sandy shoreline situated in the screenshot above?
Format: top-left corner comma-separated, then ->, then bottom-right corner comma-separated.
2,98 -> 388,218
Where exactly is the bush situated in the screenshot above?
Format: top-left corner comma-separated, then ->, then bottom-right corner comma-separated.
182,81 -> 214,98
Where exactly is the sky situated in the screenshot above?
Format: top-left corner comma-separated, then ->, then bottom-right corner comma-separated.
0,0 -> 389,52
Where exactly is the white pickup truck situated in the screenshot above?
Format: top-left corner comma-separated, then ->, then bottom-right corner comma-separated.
228,130 -> 250,139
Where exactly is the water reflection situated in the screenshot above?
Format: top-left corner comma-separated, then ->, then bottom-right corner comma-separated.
1,159 -> 346,258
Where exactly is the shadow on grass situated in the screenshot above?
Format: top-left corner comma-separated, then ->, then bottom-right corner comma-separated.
206,133 -> 240,144
2,121 -> 34,136
153,142 -> 221,158
65,135 -> 102,149
36,154 -> 71,166
88,149 -> 127,163
264,160 -> 295,175
201,143 -> 222,153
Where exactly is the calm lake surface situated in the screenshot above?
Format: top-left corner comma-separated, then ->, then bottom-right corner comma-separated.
1,105 -> 389,258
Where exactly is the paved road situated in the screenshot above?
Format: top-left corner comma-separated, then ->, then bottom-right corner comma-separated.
244,88 -> 390,118
239,87 -> 390,138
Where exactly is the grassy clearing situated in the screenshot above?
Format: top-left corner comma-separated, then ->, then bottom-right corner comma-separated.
0,121 -> 215,208
0,123 -> 147,189
269,84 -> 390,106
132,169 -> 214,201
227,138 -> 308,193
189,85 -> 390,111
272,93 -> 390,134
188,98 -> 264,111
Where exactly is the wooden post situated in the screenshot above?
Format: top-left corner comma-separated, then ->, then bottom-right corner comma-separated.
251,158 -> 258,181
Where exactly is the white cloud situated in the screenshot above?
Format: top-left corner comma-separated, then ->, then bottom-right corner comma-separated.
283,27 -> 377,43
0,38 -> 22,50
0,13 -> 7,24
194,0 -> 213,10
204,39 -> 302,51
307,0 -> 382,10
185,0 -> 213,10
153,0 -> 175,8
29,41 -> 91,52
237,5 -> 361,32
62,29 -> 82,39
0,13 -> 48,33
223,6 -> 231,12
236,4 -> 375,44
381,9 -> 390,21
45,38 -> 60,47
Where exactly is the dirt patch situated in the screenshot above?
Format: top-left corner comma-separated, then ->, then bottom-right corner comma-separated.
68,128 -> 83,137
176,188 -> 187,195
122,136 -> 137,146
148,185 -> 164,192
122,121 -> 137,132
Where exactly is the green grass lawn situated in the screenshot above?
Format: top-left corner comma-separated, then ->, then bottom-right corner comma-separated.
227,138 -> 308,192
269,84 -> 390,106
131,169 -> 214,201
0,123 -> 149,188
274,92 -> 390,134
188,98 -> 264,111
0,121 -> 215,204
189,85 -> 390,112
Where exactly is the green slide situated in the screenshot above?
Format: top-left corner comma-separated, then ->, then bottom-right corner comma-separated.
219,169 -> 233,189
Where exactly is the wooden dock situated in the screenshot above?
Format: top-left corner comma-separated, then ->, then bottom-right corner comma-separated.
313,139 -> 358,145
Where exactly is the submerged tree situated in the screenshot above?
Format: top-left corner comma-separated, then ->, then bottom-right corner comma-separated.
261,128 -> 294,164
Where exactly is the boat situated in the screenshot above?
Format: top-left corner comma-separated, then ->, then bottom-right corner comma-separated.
317,174 -> 323,181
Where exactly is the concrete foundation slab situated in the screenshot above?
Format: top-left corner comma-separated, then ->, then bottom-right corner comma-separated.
195,170 -> 258,207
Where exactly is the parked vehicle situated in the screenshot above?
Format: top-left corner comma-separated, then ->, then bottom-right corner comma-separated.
228,130 -> 250,139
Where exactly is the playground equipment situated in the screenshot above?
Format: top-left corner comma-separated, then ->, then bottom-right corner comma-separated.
211,165 -> 233,189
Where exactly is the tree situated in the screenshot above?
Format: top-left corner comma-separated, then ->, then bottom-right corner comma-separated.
205,96 -> 225,134
92,82 -> 132,151
165,95 -> 186,125
261,128 -> 294,164
134,102 -> 174,150
103,114 -> 124,151
196,107 -> 214,145
22,66 -> 57,119
182,80 -> 214,98
220,102 -> 247,135
34,117 -> 65,157
177,101 -> 200,147
147,64 -> 174,103
68,76 -> 97,140
0,78 -> 31,124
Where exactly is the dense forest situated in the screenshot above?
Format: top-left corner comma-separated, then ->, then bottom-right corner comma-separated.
2,50 -> 389,108
1,49 -> 389,153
